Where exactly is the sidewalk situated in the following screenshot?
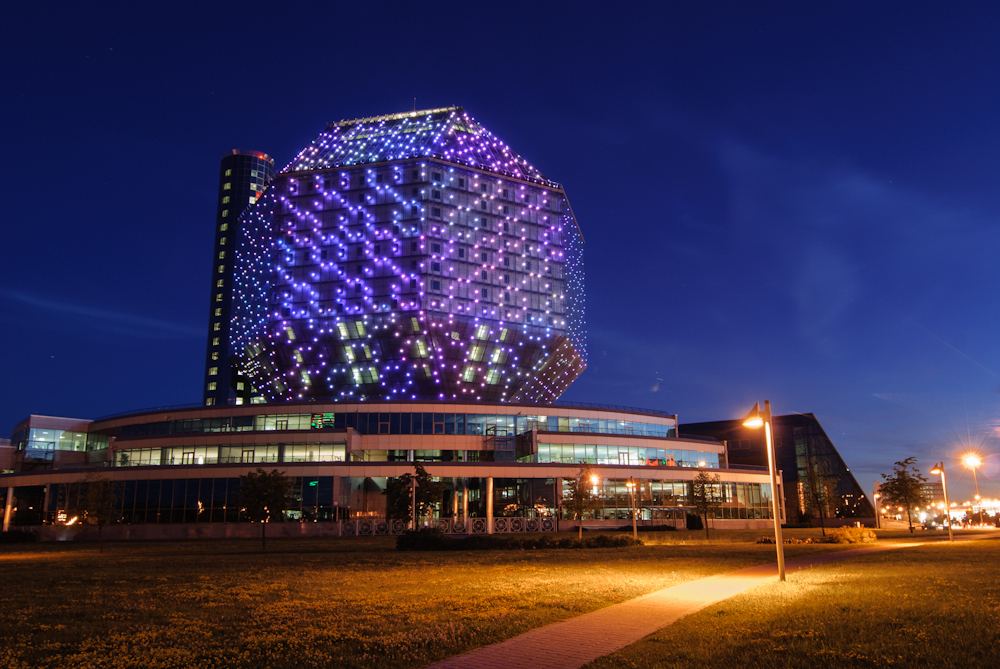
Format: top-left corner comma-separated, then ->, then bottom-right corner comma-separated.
427,542 -> 919,669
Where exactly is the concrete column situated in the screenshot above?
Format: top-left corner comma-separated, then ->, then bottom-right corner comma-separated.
486,477 -> 494,534
3,487 -> 14,532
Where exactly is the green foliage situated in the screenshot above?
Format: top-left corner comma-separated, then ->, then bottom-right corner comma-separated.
564,466 -> 600,538
691,471 -> 722,538
880,457 -> 928,532
396,529 -> 643,551
382,464 -> 445,522
234,468 -> 292,523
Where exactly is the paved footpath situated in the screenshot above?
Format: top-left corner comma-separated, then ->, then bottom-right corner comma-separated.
427,540 -> 938,669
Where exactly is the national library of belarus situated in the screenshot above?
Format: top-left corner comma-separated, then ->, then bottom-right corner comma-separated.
3,108 -> 867,538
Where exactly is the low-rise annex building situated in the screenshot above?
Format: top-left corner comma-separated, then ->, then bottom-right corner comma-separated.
2,401 -> 779,539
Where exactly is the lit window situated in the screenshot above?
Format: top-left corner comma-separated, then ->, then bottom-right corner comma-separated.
218,251 -> 225,260
225,169 -> 232,176
219,223 -> 228,232
236,382 -> 245,391
205,398 -> 215,406
212,337 -> 220,345
219,237 -> 226,246
223,182 -> 231,190
214,308 -> 222,317
207,382 -> 217,391
211,351 -> 219,360
222,195 -> 230,204
208,367 -> 218,376
215,293 -> 223,302
221,210 -> 229,218
217,265 -> 225,274
216,280 -> 223,287
213,323 -> 221,331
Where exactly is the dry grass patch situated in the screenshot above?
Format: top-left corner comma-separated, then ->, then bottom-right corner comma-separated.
0,533 -> 862,668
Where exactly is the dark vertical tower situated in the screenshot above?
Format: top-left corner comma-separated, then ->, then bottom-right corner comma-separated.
203,150 -> 274,406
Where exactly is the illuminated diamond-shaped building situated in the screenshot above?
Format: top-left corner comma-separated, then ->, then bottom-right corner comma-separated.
230,107 -> 586,404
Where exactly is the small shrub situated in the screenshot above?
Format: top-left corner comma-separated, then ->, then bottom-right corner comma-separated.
0,529 -> 39,544
827,526 -> 878,544
616,524 -> 677,532
686,513 -> 703,530
396,529 -> 642,551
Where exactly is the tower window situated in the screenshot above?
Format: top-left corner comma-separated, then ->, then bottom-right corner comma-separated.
223,183 -> 231,190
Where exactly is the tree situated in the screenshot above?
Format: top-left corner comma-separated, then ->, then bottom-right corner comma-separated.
802,452 -> 841,536
880,457 -> 928,534
72,472 -> 120,553
233,468 -> 292,551
383,465 -> 444,526
691,471 -> 722,539
564,466 -> 600,539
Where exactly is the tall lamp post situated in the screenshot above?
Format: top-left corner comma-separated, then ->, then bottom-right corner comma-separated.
626,477 -> 638,540
929,462 -> 953,542
963,454 -> 983,527
873,490 -> 881,530
744,401 -> 786,581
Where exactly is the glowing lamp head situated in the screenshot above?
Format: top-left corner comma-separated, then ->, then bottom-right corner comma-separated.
743,416 -> 764,429
930,463 -> 943,476
964,454 -> 982,469
589,475 -> 599,485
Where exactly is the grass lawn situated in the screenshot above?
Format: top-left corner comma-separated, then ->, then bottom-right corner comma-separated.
0,528 -> 878,669
585,537 -> 1000,669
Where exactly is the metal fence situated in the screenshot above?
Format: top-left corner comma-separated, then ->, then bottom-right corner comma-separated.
338,516 -> 557,536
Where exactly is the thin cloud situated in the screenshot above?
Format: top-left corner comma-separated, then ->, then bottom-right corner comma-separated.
0,289 -> 203,340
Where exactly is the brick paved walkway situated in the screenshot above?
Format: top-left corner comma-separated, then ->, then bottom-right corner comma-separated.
427,543 -> 920,669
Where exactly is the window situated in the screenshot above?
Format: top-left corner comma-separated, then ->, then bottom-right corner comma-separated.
481,270 -> 487,281
236,382 -> 244,391
219,223 -> 228,232
215,293 -> 223,302
481,288 -> 488,299
223,182 -> 231,190
218,251 -> 225,259
432,243 -> 441,253
432,262 -> 440,271
207,382 -> 217,391
458,248 -> 465,258
503,274 -> 509,284
432,172 -> 442,181
211,351 -> 219,360
222,195 -> 230,204
480,201 -> 487,211
212,337 -> 220,346
213,323 -> 221,331
432,280 -> 441,290
411,241 -> 418,252
208,367 -> 218,376
481,252 -> 488,262
214,308 -> 222,317
480,183 -> 487,192
219,237 -> 227,246
216,279 -> 223,288
217,265 -> 225,274
221,210 -> 229,218
432,189 -> 441,199
432,207 -> 442,217
458,178 -> 465,188
205,398 -> 215,406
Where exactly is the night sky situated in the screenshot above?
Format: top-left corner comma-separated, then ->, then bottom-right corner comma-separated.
5,3 -> 1000,500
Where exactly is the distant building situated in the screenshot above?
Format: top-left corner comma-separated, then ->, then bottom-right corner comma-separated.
681,413 -> 874,523
203,150 -> 275,407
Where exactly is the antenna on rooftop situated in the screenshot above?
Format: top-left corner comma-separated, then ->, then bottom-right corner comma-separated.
413,97 -> 416,112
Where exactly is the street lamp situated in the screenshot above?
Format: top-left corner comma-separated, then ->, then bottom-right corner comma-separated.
743,400 -> 785,581
873,491 -> 881,530
626,477 -> 637,540
963,454 -> 983,527
929,462 -> 953,542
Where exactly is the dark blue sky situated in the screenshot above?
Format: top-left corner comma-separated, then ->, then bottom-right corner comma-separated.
4,3 -> 1000,500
